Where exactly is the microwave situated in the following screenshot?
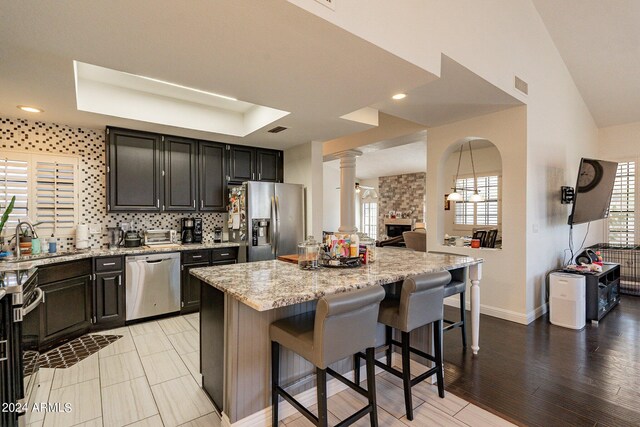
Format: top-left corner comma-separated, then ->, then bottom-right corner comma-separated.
143,229 -> 177,245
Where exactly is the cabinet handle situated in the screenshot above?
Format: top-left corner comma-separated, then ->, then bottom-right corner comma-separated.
192,255 -> 203,259
201,200 -> 204,209
118,276 -> 122,286
157,199 -> 160,208
102,262 -> 116,266
193,200 -> 196,209
252,172 -> 255,180
258,172 -> 261,180
220,253 -> 229,256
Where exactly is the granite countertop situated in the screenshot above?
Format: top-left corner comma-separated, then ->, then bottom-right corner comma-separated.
190,247 -> 482,311
0,242 -> 240,271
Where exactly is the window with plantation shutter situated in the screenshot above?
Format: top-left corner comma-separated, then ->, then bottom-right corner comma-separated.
0,154 -> 30,233
34,157 -> 78,236
608,161 -> 635,246
0,151 -> 79,238
454,175 -> 500,226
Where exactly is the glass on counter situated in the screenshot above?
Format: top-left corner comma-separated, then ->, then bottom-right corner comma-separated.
298,236 -> 320,270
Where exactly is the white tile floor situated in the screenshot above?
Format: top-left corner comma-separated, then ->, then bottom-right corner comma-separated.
25,313 -> 514,427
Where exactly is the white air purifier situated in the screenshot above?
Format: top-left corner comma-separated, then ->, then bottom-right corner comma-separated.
549,272 -> 586,330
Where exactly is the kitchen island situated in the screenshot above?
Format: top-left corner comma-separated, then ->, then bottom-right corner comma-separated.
191,248 -> 483,425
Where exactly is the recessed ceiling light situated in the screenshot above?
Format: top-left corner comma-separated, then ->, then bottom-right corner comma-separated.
392,93 -> 406,100
17,105 -> 43,113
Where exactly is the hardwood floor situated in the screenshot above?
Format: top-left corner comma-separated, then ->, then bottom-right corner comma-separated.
442,295 -> 640,427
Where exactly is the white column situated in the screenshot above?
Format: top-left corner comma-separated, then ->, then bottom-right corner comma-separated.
335,150 -> 362,233
469,262 -> 483,355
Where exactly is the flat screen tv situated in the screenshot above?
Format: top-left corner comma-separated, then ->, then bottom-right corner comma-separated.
568,158 -> 618,225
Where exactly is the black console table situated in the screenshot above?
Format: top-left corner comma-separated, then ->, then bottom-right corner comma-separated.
567,263 -> 620,322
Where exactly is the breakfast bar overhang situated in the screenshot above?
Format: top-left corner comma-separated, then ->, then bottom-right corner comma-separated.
191,248 -> 483,425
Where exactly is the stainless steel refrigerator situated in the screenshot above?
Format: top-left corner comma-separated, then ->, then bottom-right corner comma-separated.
228,181 -> 304,262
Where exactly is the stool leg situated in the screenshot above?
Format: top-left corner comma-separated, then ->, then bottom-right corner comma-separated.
354,353 -> 361,385
317,368 -> 328,427
385,325 -> 393,366
460,290 -> 467,349
434,320 -> 445,398
271,341 -> 280,426
365,347 -> 379,427
401,331 -> 413,421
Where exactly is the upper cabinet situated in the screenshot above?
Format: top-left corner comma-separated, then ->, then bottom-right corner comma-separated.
164,136 -> 197,212
107,128 -> 163,212
199,141 -> 227,212
106,127 -> 283,213
227,145 -> 283,184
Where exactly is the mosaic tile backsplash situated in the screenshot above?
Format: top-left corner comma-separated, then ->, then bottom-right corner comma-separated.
0,117 -> 226,251
378,172 -> 426,238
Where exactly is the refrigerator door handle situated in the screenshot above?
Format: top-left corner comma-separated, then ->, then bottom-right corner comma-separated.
271,196 -> 277,255
274,195 -> 280,255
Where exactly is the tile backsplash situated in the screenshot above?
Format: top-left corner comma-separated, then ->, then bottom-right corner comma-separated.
378,172 -> 426,238
0,117 -> 226,251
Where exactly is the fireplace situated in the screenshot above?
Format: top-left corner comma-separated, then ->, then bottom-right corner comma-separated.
384,218 -> 414,238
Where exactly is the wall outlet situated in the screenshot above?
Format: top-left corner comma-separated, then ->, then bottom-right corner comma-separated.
89,224 -> 101,234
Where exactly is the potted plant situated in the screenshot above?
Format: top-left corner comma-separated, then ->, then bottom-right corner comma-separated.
0,196 -> 16,252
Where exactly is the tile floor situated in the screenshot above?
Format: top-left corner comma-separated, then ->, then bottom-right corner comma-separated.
25,313 -> 514,427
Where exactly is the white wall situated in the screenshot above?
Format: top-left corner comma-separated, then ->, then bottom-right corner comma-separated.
284,141 -> 324,239
290,0 -> 600,324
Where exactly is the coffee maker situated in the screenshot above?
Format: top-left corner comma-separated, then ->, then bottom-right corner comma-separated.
181,218 -> 195,244
193,218 -> 203,243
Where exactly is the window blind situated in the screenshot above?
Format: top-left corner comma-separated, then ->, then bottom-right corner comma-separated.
34,158 -> 78,235
608,161 -> 635,246
0,156 -> 30,232
454,175 -> 499,226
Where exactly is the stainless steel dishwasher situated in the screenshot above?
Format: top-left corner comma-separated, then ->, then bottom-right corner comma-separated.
125,252 -> 180,321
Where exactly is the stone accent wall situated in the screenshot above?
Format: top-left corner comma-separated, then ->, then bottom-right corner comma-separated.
378,172 -> 426,238
0,117 -> 225,251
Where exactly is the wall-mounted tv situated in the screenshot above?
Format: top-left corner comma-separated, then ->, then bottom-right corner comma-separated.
568,158 -> 618,225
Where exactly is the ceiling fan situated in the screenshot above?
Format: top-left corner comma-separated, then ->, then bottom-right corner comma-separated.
335,183 -> 378,198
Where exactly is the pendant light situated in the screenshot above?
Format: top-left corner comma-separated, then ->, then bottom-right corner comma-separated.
447,144 -> 464,201
468,140 -> 484,203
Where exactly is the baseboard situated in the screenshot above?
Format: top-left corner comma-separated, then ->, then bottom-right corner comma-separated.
444,297 -> 536,325
526,303 -> 548,324
223,357 -> 387,426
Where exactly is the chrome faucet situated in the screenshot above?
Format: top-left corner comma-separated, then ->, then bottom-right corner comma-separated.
15,221 -> 35,259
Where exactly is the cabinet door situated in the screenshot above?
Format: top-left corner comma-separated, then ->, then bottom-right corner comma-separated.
181,262 -> 209,314
107,128 -> 162,212
164,136 -> 197,212
228,145 -> 255,183
199,141 -> 227,212
39,276 -> 92,347
95,271 -> 125,327
256,149 -> 280,182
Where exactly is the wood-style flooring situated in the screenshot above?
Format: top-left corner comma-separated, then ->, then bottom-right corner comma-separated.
443,295 -> 640,427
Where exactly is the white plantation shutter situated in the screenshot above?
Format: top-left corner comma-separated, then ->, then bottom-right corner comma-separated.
33,156 -> 78,236
608,161 -> 635,246
454,175 -> 500,226
454,177 -> 475,225
0,155 -> 30,233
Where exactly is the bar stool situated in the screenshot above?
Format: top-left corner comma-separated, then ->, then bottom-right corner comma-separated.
270,286 -> 385,427
443,275 -> 468,348
355,271 -> 450,421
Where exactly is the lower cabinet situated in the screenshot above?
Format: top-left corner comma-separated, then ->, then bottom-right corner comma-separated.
39,275 -> 92,349
94,271 -> 125,327
181,262 -> 209,314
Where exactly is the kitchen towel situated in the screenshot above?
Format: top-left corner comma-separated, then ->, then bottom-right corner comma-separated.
76,224 -> 89,249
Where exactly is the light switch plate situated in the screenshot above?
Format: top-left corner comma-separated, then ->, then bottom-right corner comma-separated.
89,224 -> 101,234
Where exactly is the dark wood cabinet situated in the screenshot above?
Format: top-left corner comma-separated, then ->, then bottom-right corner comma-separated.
256,149 -> 281,182
181,262 -> 208,314
39,275 -> 92,348
228,145 -> 283,184
228,145 -> 256,183
199,141 -> 227,212
94,271 -> 125,327
107,127 -> 163,212
164,136 -> 197,212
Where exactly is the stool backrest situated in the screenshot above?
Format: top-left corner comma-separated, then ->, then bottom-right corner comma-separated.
399,271 -> 450,331
314,286 -> 385,367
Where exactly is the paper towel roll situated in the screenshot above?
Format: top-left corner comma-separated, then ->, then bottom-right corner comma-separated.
76,224 -> 89,249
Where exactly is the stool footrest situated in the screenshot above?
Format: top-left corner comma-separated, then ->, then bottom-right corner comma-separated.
336,406 -> 373,427
385,341 -> 437,364
275,385 -> 319,425
325,367 -> 369,399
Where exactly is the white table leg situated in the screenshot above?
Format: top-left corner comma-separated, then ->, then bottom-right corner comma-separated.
469,262 -> 482,355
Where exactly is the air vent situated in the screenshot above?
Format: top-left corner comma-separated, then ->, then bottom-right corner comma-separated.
268,126 -> 288,134
514,76 -> 528,95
